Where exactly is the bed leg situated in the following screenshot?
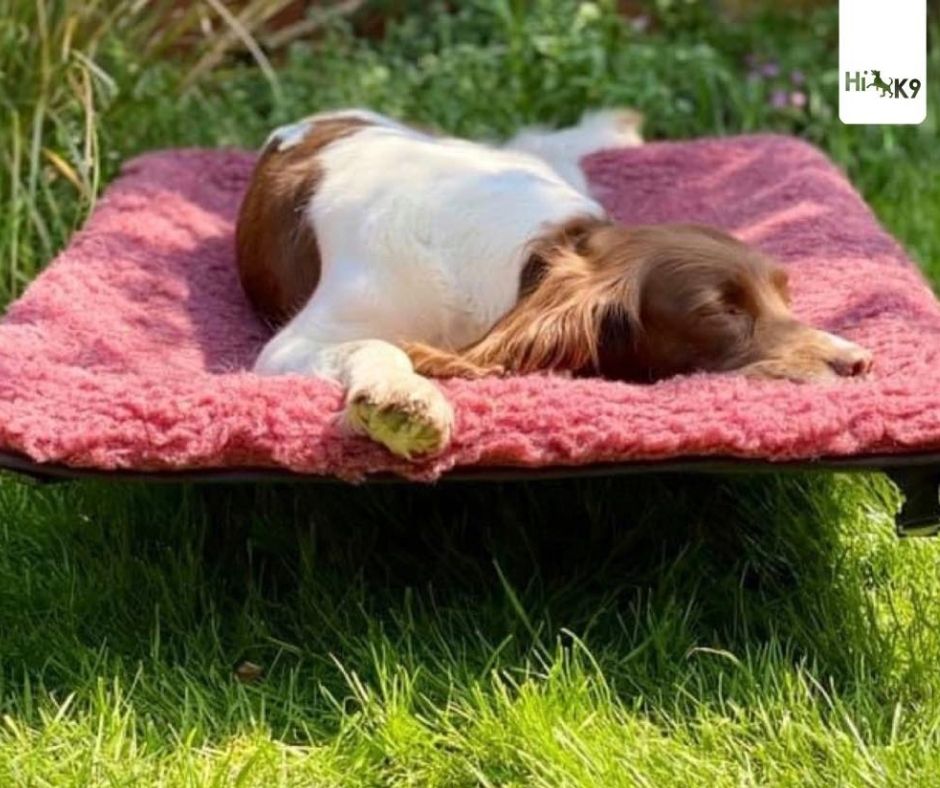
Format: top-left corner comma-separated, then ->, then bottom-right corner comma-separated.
886,468 -> 940,537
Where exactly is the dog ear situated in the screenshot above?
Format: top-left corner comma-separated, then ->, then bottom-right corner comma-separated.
454,249 -> 608,375
402,342 -> 505,379
401,246 -> 601,379
407,218 -> 647,379
589,301 -> 643,378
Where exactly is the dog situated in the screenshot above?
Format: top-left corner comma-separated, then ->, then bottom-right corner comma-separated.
870,70 -> 893,96
236,108 -> 872,458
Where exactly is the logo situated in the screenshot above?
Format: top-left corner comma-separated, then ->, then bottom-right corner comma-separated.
839,0 -> 926,125
844,69 -> 923,100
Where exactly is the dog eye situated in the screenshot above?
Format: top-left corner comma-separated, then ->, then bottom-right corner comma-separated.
697,303 -> 743,320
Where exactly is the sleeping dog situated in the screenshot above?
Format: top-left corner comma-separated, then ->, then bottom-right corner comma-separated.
236,108 -> 872,458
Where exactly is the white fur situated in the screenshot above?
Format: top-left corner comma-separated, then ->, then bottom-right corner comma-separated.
504,109 -> 643,193
252,108 -> 643,455
265,108 -> 415,152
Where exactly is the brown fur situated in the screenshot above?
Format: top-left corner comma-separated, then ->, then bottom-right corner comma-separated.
236,117 -> 370,324
407,221 -> 871,383
236,122 -> 869,384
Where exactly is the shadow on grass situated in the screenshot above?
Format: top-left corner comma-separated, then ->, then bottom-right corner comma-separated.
0,470 -> 905,742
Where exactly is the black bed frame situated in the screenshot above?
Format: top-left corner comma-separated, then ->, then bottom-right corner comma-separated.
1,449 -> 938,537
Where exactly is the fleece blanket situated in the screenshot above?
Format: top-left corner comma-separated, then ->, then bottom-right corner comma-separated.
1,134 -> 939,481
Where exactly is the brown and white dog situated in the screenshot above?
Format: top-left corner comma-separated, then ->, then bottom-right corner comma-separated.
236,108 -> 872,458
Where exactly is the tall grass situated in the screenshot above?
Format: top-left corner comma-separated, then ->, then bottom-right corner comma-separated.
0,0 -> 308,305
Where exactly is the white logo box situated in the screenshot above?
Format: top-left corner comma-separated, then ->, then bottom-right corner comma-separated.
839,0 -> 927,125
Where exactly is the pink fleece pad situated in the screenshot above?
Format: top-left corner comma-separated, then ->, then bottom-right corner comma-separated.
1,134 -> 940,481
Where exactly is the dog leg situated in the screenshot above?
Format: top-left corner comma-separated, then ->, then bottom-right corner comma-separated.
255,333 -> 453,458
502,108 -> 644,194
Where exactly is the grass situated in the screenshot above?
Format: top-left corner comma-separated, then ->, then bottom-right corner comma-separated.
1,0 -> 940,784
0,0 -> 307,304
3,473 -> 940,784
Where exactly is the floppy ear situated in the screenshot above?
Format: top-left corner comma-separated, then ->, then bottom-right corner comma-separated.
451,247 -> 641,376
459,291 -> 600,375
401,341 -> 505,379
401,248 -> 599,378
404,221 -> 643,379
591,301 -> 643,379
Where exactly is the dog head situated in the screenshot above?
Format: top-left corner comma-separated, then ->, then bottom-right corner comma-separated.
454,220 -> 872,383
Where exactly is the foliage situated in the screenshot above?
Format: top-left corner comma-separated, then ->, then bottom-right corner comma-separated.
0,1 -> 939,784
0,0 -> 298,304
2,0 -> 938,305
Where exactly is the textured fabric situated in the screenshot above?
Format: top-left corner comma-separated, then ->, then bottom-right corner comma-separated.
1,134 -> 939,481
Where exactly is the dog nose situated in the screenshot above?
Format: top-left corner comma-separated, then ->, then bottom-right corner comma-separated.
828,345 -> 873,377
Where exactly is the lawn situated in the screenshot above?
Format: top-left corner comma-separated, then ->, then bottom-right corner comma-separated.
1,1 -> 939,785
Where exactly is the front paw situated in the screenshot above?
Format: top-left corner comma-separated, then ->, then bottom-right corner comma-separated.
345,375 -> 454,459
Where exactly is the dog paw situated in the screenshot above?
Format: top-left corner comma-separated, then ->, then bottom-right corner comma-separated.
582,107 -> 644,144
610,107 -> 644,133
345,375 -> 454,459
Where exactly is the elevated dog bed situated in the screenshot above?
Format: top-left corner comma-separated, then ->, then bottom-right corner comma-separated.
2,134 -> 940,533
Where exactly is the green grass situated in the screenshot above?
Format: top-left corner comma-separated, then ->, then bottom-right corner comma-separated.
2,474 -> 940,785
1,1 -> 940,784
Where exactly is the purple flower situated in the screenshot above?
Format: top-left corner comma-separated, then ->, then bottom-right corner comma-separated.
770,89 -> 789,109
790,69 -> 806,85
631,14 -> 650,32
760,61 -> 780,78
790,90 -> 807,109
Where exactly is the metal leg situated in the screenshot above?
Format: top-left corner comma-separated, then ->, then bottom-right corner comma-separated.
887,467 -> 940,537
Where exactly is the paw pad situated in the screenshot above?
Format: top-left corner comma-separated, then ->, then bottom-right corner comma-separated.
347,395 -> 450,459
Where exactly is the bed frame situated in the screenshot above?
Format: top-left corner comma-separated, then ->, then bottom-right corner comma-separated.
2,449 -> 937,537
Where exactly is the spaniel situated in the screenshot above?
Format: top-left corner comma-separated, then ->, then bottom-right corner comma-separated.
236,108 -> 872,458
